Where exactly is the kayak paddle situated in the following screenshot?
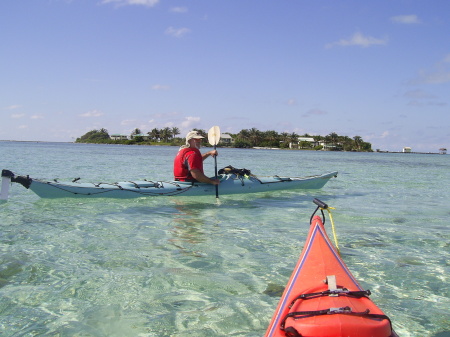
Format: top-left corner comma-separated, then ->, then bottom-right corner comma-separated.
207,126 -> 221,198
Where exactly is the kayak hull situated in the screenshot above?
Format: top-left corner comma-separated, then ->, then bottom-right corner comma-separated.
3,170 -> 337,199
265,215 -> 397,337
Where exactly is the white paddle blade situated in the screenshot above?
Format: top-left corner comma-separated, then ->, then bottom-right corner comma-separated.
208,126 -> 221,146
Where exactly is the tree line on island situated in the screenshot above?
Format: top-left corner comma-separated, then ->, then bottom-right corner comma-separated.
76,127 -> 372,152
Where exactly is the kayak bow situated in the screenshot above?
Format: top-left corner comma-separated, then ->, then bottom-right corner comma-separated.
265,199 -> 398,337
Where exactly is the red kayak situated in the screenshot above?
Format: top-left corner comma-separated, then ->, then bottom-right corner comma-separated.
265,199 -> 398,337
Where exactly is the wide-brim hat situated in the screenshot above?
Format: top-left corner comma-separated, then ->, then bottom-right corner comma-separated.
185,131 -> 204,141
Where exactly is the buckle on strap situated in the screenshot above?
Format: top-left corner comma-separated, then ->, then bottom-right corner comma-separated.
288,288 -> 371,309
280,306 -> 394,332
281,307 -> 373,330
328,306 -> 353,314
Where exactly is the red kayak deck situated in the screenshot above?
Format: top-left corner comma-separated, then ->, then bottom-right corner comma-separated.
265,215 -> 396,337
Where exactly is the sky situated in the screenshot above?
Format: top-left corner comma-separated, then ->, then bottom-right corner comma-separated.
1,0 -> 449,152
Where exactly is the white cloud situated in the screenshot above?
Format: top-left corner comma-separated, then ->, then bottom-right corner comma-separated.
414,62 -> 450,85
165,26 -> 191,38
180,116 -> 201,130
407,100 -> 447,107
287,99 -> 296,106
11,113 -> 25,119
152,84 -> 170,90
390,15 -> 421,24
404,89 -> 435,99
79,110 -> 104,117
170,7 -> 187,13
18,125 -> 28,129
4,105 -> 21,110
303,109 -> 328,117
403,88 -> 446,106
101,0 -> 159,7
326,32 -> 388,48
31,115 -> 44,119
121,119 -> 137,126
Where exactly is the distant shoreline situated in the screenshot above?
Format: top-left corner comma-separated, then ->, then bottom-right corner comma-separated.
376,150 -> 446,155
0,140 -> 74,143
1,140 -> 446,154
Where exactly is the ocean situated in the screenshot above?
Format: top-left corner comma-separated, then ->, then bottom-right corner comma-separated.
1,141 -> 449,337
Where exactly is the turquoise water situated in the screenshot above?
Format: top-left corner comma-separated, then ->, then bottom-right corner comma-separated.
1,141 -> 449,337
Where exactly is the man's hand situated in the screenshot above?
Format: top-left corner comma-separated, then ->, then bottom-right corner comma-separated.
202,150 -> 218,160
190,169 -> 220,185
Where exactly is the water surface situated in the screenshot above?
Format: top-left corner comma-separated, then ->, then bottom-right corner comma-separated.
1,142 -> 449,336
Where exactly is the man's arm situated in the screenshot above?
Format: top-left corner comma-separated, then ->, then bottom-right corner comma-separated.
201,150 -> 218,161
190,169 -> 220,185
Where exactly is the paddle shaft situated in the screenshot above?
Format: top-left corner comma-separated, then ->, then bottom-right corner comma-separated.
207,126 -> 221,199
214,144 -> 218,198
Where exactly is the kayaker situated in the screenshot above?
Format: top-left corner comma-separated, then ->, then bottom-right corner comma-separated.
173,131 -> 220,185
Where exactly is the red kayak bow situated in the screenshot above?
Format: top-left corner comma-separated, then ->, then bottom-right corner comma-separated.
265,199 -> 397,337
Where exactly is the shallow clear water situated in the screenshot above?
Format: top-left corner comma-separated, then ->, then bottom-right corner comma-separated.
1,141 -> 449,336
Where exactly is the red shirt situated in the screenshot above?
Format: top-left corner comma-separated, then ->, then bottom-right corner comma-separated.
173,147 -> 203,181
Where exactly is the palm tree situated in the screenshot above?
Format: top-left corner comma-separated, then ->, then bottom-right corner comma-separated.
278,132 -> 290,148
280,132 -> 289,142
324,132 -> 339,150
353,136 -> 362,150
338,135 -> 352,151
329,132 -> 339,144
148,128 -> 160,142
263,130 -> 280,146
171,127 -> 180,139
289,132 -> 299,144
131,128 -> 142,136
249,128 -> 262,146
237,129 -> 250,140
160,127 -> 172,142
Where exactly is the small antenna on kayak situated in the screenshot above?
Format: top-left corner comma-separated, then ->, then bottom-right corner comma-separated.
310,198 -> 328,224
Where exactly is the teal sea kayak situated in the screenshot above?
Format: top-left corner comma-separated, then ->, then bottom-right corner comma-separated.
1,169 -> 337,199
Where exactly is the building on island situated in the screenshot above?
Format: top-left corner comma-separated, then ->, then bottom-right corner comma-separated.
220,133 -> 234,145
110,134 -> 128,141
130,134 -> 149,141
290,137 -> 317,149
402,147 -> 412,153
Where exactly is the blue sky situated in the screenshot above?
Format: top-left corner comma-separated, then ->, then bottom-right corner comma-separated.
1,0 -> 449,152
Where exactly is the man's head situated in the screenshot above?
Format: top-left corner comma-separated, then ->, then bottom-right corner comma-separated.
185,131 -> 204,148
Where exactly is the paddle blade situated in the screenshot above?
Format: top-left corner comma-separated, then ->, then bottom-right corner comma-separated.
208,126 -> 221,146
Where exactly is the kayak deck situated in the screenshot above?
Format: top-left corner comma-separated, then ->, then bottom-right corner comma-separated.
265,206 -> 397,337
2,169 -> 338,199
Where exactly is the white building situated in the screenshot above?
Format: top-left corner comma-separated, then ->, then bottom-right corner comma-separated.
290,137 -> 317,149
110,134 -> 128,141
220,133 -> 234,145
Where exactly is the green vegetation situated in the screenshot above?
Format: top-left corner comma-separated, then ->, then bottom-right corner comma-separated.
76,127 -> 372,152
75,128 -> 110,143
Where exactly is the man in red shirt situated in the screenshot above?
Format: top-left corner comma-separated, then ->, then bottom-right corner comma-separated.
173,131 -> 220,185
